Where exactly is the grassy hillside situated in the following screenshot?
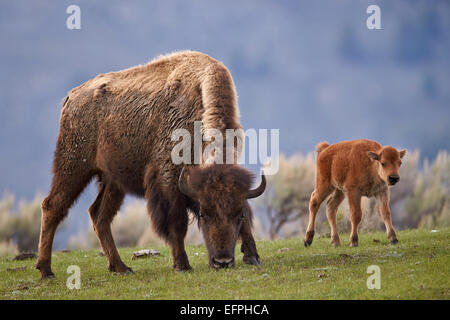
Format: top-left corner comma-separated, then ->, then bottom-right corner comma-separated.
1,228 -> 449,300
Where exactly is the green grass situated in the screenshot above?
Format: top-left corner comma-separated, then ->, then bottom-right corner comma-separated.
1,228 -> 449,300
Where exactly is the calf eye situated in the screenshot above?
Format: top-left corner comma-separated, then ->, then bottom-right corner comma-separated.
381,162 -> 386,167
199,212 -> 204,218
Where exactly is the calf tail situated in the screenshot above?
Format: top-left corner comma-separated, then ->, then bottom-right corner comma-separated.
315,141 -> 330,154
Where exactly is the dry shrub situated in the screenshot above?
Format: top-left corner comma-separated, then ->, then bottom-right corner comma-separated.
0,193 -> 44,254
404,150 -> 450,229
255,153 -> 325,239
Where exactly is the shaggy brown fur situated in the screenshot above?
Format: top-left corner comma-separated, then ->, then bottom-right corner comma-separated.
304,139 -> 406,247
36,51 -> 264,278
187,164 -> 260,267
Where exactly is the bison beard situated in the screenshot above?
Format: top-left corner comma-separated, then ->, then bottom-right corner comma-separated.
35,51 -> 265,278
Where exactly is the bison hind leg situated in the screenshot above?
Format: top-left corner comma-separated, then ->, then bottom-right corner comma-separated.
89,180 -> 132,274
304,186 -> 333,247
36,170 -> 94,279
326,189 -> 345,247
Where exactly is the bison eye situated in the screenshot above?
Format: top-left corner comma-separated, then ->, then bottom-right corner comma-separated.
199,212 -> 204,219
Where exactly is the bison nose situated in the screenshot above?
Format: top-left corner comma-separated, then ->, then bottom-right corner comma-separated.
211,257 -> 234,269
388,175 -> 400,185
214,257 -> 233,264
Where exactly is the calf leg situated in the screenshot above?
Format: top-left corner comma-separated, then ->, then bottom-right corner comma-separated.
36,171 -> 92,279
304,186 -> 333,246
348,190 -> 362,247
240,203 -> 261,265
89,182 -> 131,273
326,189 -> 345,247
376,191 -> 398,245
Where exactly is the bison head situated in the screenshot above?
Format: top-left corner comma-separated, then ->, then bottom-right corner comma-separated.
178,165 -> 265,269
368,146 -> 406,186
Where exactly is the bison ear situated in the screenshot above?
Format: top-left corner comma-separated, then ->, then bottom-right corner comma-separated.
367,151 -> 380,161
399,149 -> 406,159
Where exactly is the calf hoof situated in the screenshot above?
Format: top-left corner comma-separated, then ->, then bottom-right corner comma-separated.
349,235 -> 359,247
332,241 -> 341,248
390,239 -> 399,245
304,230 -> 315,247
331,236 -> 341,247
243,255 -> 261,266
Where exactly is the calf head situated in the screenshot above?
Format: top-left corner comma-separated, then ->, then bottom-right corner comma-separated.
368,146 -> 406,186
178,165 -> 265,269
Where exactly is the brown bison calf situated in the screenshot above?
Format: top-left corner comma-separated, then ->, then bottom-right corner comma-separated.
304,139 -> 406,247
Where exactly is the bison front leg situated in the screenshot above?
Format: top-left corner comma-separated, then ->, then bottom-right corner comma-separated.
89,182 -> 132,274
239,205 -> 261,266
166,210 -> 192,272
348,190 -> 362,247
146,179 -> 191,272
152,196 -> 191,272
376,190 -> 398,245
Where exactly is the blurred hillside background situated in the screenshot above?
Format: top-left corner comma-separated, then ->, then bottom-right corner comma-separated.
0,1 -> 449,253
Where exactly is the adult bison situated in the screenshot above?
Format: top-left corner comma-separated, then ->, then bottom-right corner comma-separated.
304,139 -> 405,247
36,51 -> 266,279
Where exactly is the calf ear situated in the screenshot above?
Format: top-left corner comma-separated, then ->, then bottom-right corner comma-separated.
367,151 -> 380,161
399,149 -> 406,159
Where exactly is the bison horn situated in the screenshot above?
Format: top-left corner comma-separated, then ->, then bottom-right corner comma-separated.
178,167 -> 197,200
247,172 -> 266,199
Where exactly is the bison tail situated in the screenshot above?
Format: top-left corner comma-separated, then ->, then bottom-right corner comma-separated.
315,141 -> 330,154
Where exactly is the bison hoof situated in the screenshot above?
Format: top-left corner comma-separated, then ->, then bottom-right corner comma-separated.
304,239 -> 313,247
109,264 -> 134,275
123,268 -> 134,275
174,264 -> 192,273
175,267 -> 192,273
332,242 -> 341,248
390,239 -> 399,245
349,242 -> 359,247
40,272 -> 55,280
114,268 -> 134,275
36,264 -> 55,279
243,255 -> 261,266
